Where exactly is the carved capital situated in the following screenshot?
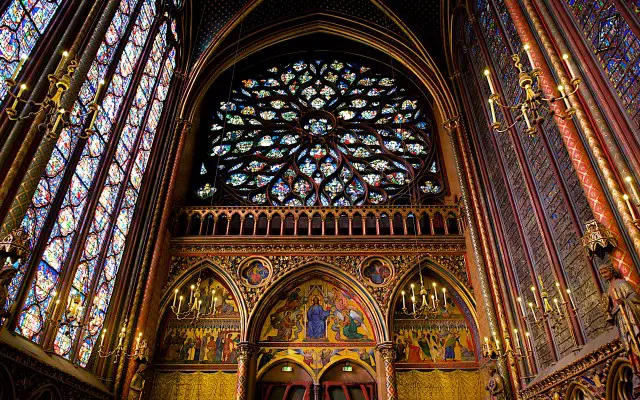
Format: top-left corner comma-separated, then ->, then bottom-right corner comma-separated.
237,342 -> 257,362
376,342 -> 396,362
442,116 -> 461,135
581,219 -> 617,259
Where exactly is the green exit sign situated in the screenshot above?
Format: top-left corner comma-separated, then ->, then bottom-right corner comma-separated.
282,366 -> 293,372
342,365 -> 353,372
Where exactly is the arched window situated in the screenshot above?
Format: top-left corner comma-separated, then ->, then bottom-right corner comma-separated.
7,0 -> 179,367
0,0 -> 65,101
562,1 -> 640,130
195,59 -> 444,207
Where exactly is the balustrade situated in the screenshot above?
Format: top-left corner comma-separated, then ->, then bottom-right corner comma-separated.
172,205 -> 463,238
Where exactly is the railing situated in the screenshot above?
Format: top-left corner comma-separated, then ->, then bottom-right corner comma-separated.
172,205 -> 464,237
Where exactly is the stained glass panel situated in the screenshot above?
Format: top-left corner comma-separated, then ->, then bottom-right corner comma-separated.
197,59 -> 443,206
0,0 -> 64,101
16,0 -> 157,342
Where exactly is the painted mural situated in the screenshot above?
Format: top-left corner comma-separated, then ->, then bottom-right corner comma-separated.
156,269 -> 241,366
259,277 -> 375,343
258,277 -> 377,378
393,275 -> 478,369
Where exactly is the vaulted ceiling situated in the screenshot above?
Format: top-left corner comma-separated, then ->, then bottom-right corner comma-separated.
187,0 -> 445,70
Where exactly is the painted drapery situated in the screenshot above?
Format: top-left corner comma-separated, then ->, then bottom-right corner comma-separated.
151,371 -> 237,400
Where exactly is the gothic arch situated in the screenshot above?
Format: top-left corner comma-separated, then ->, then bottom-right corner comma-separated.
181,16 -> 459,129
247,262 -> 387,344
565,382 -> 595,400
156,259 -> 248,336
316,357 -> 377,384
386,256 -> 478,348
606,358 -> 635,400
256,357 -> 315,382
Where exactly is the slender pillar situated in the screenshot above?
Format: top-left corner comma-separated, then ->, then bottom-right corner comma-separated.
503,0 -> 640,285
0,0 -> 121,236
444,118 -> 517,393
376,342 -> 397,400
236,342 -> 257,400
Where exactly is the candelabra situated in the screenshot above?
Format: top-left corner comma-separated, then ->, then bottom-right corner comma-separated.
98,320 -> 149,363
170,276 -> 219,324
482,329 -> 533,370
400,270 -> 449,319
4,51 -> 104,139
518,277 -> 580,347
484,44 -> 580,136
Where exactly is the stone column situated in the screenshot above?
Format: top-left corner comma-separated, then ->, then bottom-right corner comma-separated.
376,342 -> 397,400
236,342 -> 256,400
503,0 -> 640,284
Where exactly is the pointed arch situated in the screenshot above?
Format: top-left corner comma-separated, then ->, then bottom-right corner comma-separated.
247,262 -> 387,344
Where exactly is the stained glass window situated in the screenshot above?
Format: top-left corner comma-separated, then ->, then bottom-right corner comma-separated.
0,0 -> 64,101
197,59 -> 443,206
12,0 -> 177,363
565,0 -> 640,130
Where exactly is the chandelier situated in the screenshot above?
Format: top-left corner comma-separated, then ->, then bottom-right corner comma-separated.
400,269 -> 449,319
170,276 -> 218,324
484,44 -> 580,136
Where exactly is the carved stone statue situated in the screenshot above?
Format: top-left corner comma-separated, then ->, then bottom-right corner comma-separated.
600,261 -> 640,373
485,364 -> 506,400
127,363 -> 147,400
0,267 -> 18,317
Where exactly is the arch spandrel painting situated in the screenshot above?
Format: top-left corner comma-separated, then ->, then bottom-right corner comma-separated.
393,273 -> 479,369
155,269 -> 241,367
257,277 -> 377,378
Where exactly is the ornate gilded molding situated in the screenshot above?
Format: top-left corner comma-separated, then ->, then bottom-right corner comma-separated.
166,252 -> 469,318
518,339 -> 622,399
581,219 -> 618,259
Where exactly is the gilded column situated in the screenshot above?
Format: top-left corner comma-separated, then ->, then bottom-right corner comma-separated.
376,342 -> 397,400
0,0 -> 121,236
236,342 -> 256,400
502,0 -> 640,285
444,117 -> 518,394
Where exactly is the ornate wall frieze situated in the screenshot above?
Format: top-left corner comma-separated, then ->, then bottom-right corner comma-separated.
165,250 -> 469,318
518,339 -> 622,399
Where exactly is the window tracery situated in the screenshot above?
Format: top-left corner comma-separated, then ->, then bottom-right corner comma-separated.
197,59 -> 444,207
5,0 -> 179,367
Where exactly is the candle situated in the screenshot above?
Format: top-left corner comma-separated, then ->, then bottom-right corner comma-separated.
422,293 -> 427,306
625,176 -> 640,204
100,329 -> 106,347
566,289 -> 576,310
55,50 -> 69,76
530,286 -> 539,306
523,43 -> 535,68
118,326 -> 125,347
483,69 -> 495,95
432,282 -> 437,301
10,83 -> 26,111
419,270 -> 424,285
513,329 -> 521,350
178,295 -> 183,313
411,284 -> 415,298
136,332 -> 142,350
553,298 -> 562,315
557,85 -> 572,110
412,297 -> 416,314
562,53 -> 576,80
401,290 -> 406,309
173,289 -> 178,307
517,297 -> 526,316
213,296 -> 217,314
189,285 -> 194,305
522,105 -> 532,129
92,79 -> 105,104
442,288 -> 447,307
489,98 -> 497,125
624,194 -> 637,220
528,302 -> 538,323
10,55 -> 27,81
431,294 -> 436,309
525,331 -> 532,352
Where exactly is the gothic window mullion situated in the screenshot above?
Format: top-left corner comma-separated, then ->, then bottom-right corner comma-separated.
60,31 -> 172,363
6,0 -> 146,336
12,0 -> 159,344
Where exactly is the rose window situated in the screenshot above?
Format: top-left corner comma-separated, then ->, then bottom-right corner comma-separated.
197,59 -> 444,206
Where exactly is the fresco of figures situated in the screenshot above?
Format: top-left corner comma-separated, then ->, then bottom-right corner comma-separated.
259,277 -> 376,344
393,276 -> 478,368
257,347 -> 376,378
155,269 -> 241,366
